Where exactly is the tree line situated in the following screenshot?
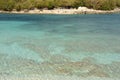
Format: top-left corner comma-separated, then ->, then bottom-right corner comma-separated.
0,0 -> 120,11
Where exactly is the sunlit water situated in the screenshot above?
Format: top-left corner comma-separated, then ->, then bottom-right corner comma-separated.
0,13 -> 120,79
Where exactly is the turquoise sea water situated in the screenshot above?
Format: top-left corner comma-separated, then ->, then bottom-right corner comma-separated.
0,13 -> 120,79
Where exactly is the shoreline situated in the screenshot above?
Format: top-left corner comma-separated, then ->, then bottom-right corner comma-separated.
0,7 -> 120,14
0,74 -> 119,80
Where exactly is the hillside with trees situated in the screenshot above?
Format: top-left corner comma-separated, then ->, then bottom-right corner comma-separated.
0,0 -> 120,11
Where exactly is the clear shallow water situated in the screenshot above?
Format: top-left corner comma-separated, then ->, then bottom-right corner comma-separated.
0,13 -> 120,79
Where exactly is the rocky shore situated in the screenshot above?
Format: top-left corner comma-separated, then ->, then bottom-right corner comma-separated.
0,7 -> 120,14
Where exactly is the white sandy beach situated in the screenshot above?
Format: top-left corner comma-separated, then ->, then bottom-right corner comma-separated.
0,7 -> 120,14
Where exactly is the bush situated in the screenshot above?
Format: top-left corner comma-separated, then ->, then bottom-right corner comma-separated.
0,0 -> 15,11
98,0 -> 116,10
54,0 -> 76,9
0,0 -> 120,11
43,0 -> 55,9
84,0 -> 116,10
73,0 -> 85,8
20,0 -> 34,10
34,0 -> 44,9
116,0 -> 120,7
15,3 -> 22,11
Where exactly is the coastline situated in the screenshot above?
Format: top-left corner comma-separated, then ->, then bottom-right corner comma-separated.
0,7 -> 120,14
0,75 -> 119,80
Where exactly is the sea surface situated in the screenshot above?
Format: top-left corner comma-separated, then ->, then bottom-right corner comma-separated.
0,13 -> 120,79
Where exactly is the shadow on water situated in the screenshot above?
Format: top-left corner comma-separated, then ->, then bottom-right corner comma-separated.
14,14 -> 120,35
0,13 -> 120,35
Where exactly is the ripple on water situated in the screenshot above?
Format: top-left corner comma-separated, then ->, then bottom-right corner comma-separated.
0,14 -> 120,79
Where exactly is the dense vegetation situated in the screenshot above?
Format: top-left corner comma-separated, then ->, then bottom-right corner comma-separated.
0,0 -> 120,11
